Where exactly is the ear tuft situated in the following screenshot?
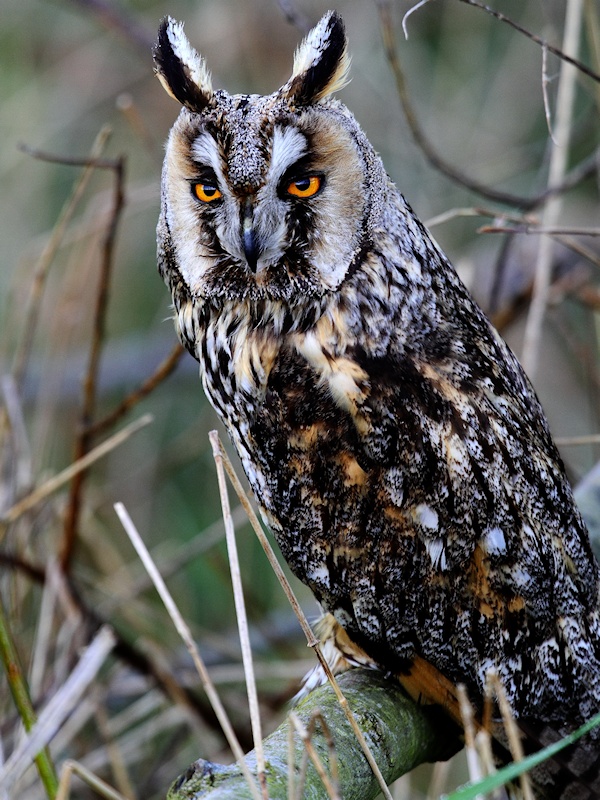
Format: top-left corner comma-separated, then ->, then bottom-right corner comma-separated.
282,11 -> 350,106
153,17 -> 213,112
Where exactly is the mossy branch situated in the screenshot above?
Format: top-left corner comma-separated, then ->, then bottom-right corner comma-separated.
166,669 -> 460,800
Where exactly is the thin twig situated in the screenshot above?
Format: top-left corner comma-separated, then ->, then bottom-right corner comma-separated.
554,235 -> 600,271
541,44 -> 558,146
382,1 -> 599,211
375,1 -> 536,208
62,150 -> 126,572
114,502 -> 264,800
288,712 -> 340,800
67,0 -> 154,53
85,342 -> 184,438
276,0 -> 312,32
457,0 -> 600,84
209,432 -> 268,800
211,432 -> 394,800
18,143 -> 123,171
56,760 -> 127,800
479,225 -> 600,237
12,127 -> 112,389
116,93 -> 161,159
1,413 -> 153,527
556,434 -> 600,446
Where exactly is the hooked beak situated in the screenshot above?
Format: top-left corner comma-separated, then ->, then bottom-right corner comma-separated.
242,198 -> 261,274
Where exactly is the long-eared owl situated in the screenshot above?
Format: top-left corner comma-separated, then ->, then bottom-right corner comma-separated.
153,11 -> 600,797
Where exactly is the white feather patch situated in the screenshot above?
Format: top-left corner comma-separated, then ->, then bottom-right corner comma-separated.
290,12 -> 351,101
165,18 -> 213,95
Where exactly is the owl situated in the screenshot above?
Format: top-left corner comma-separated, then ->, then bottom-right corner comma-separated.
153,11 -> 600,797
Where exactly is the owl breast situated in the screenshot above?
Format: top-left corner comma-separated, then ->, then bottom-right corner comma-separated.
190,267 -> 600,733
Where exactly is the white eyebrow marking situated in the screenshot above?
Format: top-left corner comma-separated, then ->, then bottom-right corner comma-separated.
192,132 -> 225,182
269,126 -> 307,181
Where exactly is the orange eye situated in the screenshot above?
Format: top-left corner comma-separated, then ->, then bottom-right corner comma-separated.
193,183 -> 222,203
286,175 -> 322,198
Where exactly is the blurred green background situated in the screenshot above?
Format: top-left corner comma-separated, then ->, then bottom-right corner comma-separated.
1,1 -> 599,798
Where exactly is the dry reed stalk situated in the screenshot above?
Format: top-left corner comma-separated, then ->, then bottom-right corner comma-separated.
1,413 -> 152,528
0,625 -> 115,795
210,432 -> 394,800
209,432 -> 268,799
114,502 -> 264,800
522,0 -> 585,376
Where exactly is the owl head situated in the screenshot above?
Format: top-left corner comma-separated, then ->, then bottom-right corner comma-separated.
154,11 -> 389,308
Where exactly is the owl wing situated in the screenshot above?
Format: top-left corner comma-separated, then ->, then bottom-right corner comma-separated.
351,313 -> 600,708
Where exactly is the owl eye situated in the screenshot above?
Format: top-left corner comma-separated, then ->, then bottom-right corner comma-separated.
192,182 -> 223,203
286,175 -> 323,198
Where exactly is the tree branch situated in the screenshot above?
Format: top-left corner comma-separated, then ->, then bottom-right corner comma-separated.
166,669 -> 460,800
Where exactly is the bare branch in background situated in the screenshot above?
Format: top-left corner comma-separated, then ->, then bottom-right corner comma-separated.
378,1 -> 599,210
375,0 -> 536,207
11,129 -> 112,391
62,150 -> 126,572
86,342 -> 184,438
457,0 -> 600,84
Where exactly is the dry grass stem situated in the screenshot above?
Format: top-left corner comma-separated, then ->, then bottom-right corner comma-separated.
310,712 -> 339,793
426,207 -> 537,231
1,413 -> 153,527
95,505 -> 238,613
480,225 -> 599,237
457,685 -> 484,794
27,559 -> 61,703
211,432 -> 394,800
426,761 -> 453,800
1,374 -> 32,490
288,711 -> 340,800
287,718 -> 295,800
56,759 -> 127,800
209,431 -> 267,799
522,0 -> 585,377
0,625 -> 116,794
487,673 -> 534,800
113,501 -> 264,800
94,702 -> 136,800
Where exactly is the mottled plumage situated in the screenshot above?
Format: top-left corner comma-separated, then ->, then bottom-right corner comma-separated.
153,12 -> 600,796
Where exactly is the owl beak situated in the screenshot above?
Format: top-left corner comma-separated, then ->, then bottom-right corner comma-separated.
242,199 -> 261,274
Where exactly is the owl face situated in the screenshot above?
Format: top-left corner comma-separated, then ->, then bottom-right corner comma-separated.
155,13 -> 384,306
